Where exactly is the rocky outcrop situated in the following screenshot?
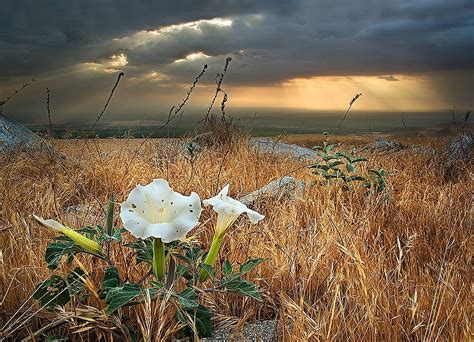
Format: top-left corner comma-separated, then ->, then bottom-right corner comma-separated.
363,138 -> 435,155
239,176 -> 305,206
437,132 -> 473,180
187,134 -> 320,161
369,138 -> 406,151
0,114 -> 52,155
249,138 -> 319,160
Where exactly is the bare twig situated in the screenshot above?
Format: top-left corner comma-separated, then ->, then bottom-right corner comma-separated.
79,72 -> 124,161
401,113 -> 408,138
46,87 -> 53,135
203,57 -> 232,122
0,79 -> 37,108
463,110 -> 470,123
125,64 -> 208,171
169,65 -> 207,121
138,269 -> 153,284
91,72 -> 124,133
336,92 -> 362,131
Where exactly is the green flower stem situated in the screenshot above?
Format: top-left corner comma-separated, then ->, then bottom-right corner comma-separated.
106,195 -> 115,237
152,238 -> 165,280
199,234 -> 223,282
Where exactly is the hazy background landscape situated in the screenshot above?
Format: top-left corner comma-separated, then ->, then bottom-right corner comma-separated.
9,108 -> 471,137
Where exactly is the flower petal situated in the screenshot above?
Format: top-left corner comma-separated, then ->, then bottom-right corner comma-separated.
33,215 -> 65,231
218,184 -> 230,198
244,208 -> 265,224
120,210 -> 151,239
121,185 -> 152,221
120,179 -> 202,241
145,222 -> 179,242
203,197 -> 220,207
173,191 -> 202,221
203,184 -> 265,234
143,179 -> 174,208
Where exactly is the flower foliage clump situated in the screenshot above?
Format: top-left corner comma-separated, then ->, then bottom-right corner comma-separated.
308,141 -> 387,193
32,179 -> 265,339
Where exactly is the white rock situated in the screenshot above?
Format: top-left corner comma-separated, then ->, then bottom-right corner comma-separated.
250,138 -> 319,160
239,176 -> 306,206
0,114 -> 52,155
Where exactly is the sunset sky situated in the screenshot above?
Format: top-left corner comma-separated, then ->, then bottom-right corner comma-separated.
1,0 -> 473,122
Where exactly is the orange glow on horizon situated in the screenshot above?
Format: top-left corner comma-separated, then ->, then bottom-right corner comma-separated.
226,75 -> 450,111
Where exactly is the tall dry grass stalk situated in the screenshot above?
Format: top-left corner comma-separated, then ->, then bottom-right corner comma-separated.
0,135 -> 472,340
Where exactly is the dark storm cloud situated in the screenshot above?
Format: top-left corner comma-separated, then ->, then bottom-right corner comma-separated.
0,0 -> 473,86
96,0 -> 474,85
0,0 -> 294,76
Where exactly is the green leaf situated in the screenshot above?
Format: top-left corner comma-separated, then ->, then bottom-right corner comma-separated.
100,266 -> 120,299
224,277 -> 263,301
369,169 -> 383,177
223,260 -> 232,275
33,275 -> 71,308
351,157 -> 367,163
78,226 -> 101,239
175,264 -> 191,281
336,152 -> 350,161
45,241 -> 81,270
177,288 -> 199,309
183,244 -> 203,263
322,154 -> 334,162
348,175 -> 367,182
66,267 -> 86,296
148,280 -> 163,299
311,164 -> 329,171
125,240 -> 153,264
346,163 -> 355,173
103,267 -> 120,289
193,304 -> 213,337
328,160 -> 343,168
201,264 -> 215,279
105,283 -> 141,314
176,304 -> 213,338
238,258 -> 266,275
104,228 -> 126,242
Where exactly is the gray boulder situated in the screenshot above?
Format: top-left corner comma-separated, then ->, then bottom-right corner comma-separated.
0,114 -> 52,155
437,132 -> 473,180
444,133 -> 473,164
250,137 -> 319,160
239,176 -> 306,206
370,138 -> 406,151
364,138 -> 435,155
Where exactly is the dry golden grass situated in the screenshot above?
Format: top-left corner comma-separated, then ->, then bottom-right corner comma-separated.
0,135 -> 472,341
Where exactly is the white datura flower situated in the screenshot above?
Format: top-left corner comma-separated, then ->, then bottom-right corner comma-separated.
120,179 -> 202,243
33,215 -> 103,255
203,184 -> 264,237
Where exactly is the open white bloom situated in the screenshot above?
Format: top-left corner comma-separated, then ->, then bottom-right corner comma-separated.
203,184 -> 264,237
120,179 -> 201,243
